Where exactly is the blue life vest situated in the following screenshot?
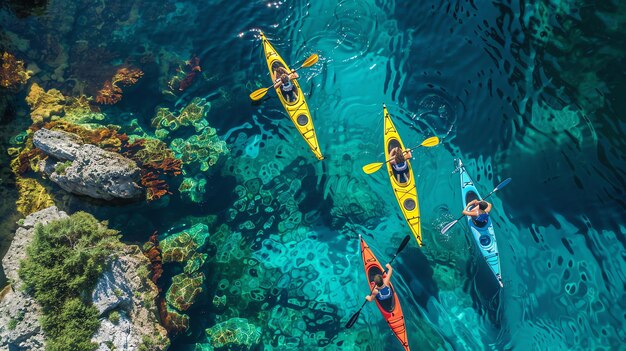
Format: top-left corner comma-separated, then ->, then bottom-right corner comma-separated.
377,286 -> 392,301
475,213 -> 489,223
392,161 -> 407,172
281,80 -> 294,92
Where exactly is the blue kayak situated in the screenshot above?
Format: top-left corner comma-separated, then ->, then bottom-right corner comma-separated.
458,158 -> 503,287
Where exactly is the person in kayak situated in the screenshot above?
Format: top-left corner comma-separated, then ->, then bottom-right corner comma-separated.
365,263 -> 394,302
389,147 -> 412,183
462,199 -> 492,227
273,66 -> 299,103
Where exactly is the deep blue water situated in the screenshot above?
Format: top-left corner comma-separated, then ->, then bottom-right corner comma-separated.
1,0 -> 625,350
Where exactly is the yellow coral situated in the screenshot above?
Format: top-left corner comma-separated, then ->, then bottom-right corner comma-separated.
25,83 -> 65,123
64,95 -> 105,124
16,177 -> 55,216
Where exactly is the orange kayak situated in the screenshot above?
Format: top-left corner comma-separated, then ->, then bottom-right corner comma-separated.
360,237 -> 410,351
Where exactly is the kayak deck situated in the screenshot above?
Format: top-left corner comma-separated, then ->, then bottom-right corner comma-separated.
458,158 -> 503,287
383,105 -> 422,246
260,32 -> 323,160
360,237 -> 410,351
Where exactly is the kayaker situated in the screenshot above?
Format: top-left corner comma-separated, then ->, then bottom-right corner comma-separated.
365,263 -> 394,302
462,199 -> 492,227
389,147 -> 412,183
273,66 -> 299,103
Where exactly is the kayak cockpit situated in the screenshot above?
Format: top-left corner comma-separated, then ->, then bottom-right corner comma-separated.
387,139 -> 411,185
367,266 -> 396,313
465,191 -> 488,228
271,61 -> 299,104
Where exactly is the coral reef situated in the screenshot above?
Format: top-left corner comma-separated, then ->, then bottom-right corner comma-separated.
96,67 -> 143,105
63,95 -> 105,124
143,232 -> 164,285
170,127 -> 228,172
168,55 -> 202,92
25,83 -> 65,123
15,177 -> 55,216
204,318 -> 261,349
0,51 -> 31,90
165,272 -> 204,312
151,97 -> 210,137
178,175 -> 208,203
160,223 -> 209,263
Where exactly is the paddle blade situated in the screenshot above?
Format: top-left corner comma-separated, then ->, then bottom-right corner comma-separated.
396,235 -> 411,254
362,162 -> 384,174
301,54 -> 319,68
440,219 -> 459,235
495,177 -> 512,191
249,87 -> 270,101
345,311 -> 361,329
421,136 -> 440,148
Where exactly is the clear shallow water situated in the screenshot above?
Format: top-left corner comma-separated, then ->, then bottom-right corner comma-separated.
0,0 -> 625,350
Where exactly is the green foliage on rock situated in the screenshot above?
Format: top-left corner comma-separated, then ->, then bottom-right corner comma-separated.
109,310 -> 121,324
53,160 -> 72,175
18,211 -> 122,351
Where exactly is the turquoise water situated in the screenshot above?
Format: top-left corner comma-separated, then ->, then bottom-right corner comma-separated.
1,0 -> 625,350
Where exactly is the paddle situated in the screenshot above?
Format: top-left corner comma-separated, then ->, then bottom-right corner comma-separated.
344,235 -> 411,329
440,177 -> 512,235
361,136 -> 440,175
249,54 -> 319,101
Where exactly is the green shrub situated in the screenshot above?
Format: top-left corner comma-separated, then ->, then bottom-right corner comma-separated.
7,318 -> 17,330
18,211 -> 122,351
53,161 -> 72,175
109,310 -> 120,324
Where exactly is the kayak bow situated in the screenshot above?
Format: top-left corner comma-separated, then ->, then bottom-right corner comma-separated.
360,237 -> 410,351
458,158 -> 504,287
259,32 -> 324,160
383,104 -> 422,246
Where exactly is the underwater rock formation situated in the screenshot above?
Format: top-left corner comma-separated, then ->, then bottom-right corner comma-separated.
0,52 -> 31,90
33,128 -> 143,200
0,206 -> 68,350
204,318 -> 261,349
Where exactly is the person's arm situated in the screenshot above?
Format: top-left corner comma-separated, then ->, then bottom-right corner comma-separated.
462,202 -> 478,216
365,287 -> 379,302
389,149 -> 398,165
289,71 -> 299,80
273,80 -> 281,89
383,264 -> 393,286
404,150 -> 413,160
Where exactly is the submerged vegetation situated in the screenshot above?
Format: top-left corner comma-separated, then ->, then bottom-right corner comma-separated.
18,212 -> 122,351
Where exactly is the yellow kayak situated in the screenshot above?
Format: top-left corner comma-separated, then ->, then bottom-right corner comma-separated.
260,32 -> 323,160
383,104 -> 422,246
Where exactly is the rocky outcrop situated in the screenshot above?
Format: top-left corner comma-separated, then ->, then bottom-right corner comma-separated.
91,246 -> 169,351
33,128 -> 143,200
0,207 -> 169,351
0,206 -> 68,350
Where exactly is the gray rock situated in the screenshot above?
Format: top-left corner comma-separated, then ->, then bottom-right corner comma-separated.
34,128 -> 144,200
2,206 -> 68,286
91,246 -> 169,351
32,128 -> 81,161
92,259 -> 133,316
0,206 -> 67,350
